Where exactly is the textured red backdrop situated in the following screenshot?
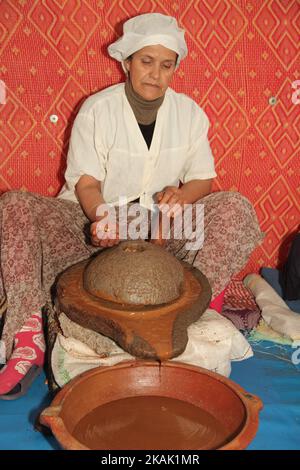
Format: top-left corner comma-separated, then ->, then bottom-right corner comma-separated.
0,0 -> 299,277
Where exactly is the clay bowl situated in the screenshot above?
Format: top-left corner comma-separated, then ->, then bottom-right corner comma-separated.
40,361 -> 263,450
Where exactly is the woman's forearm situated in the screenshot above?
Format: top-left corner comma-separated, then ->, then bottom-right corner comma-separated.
180,179 -> 213,204
75,175 -> 105,222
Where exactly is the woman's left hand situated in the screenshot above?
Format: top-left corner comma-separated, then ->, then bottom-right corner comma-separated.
155,186 -> 186,218
150,186 -> 185,247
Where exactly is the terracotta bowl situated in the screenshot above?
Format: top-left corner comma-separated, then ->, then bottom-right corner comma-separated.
40,361 -> 263,450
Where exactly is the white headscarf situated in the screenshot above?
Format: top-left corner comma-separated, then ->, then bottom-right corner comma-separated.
108,13 -> 188,70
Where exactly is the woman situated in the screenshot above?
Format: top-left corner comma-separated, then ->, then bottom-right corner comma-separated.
0,13 -> 263,398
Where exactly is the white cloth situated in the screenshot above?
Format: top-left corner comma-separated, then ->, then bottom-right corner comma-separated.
58,84 -> 216,209
107,13 -> 188,68
244,274 -> 300,343
51,309 -> 252,388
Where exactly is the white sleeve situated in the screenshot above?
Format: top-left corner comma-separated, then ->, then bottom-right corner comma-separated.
63,112 -> 106,192
180,105 -> 217,183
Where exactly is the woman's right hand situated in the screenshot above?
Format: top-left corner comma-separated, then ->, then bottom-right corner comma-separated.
90,219 -> 120,248
75,176 -> 120,247
90,214 -> 120,248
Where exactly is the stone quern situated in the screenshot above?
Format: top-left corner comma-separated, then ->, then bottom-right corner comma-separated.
56,240 -> 211,360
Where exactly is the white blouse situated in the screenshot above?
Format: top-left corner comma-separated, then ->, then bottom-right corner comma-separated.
58,83 -> 216,209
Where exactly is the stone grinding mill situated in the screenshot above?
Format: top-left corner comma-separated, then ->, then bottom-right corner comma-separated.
55,240 -> 212,361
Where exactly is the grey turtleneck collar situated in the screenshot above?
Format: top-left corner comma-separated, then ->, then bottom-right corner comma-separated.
124,78 -> 165,125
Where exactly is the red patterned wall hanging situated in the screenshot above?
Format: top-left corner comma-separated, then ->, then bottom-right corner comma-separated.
0,0 -> 299,276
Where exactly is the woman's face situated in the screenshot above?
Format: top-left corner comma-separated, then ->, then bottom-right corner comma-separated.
125,45 -> 177,101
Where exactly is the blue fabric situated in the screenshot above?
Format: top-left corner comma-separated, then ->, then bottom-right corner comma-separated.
0,341 -> 299,450
261,267 -> 300,313
0,373 -> 58,450
231,341 -> 300,450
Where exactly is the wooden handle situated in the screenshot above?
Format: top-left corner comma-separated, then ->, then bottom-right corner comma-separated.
150,211 -> 175,247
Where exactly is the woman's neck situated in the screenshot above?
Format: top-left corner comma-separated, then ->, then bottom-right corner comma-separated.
124,78 -> 165,125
